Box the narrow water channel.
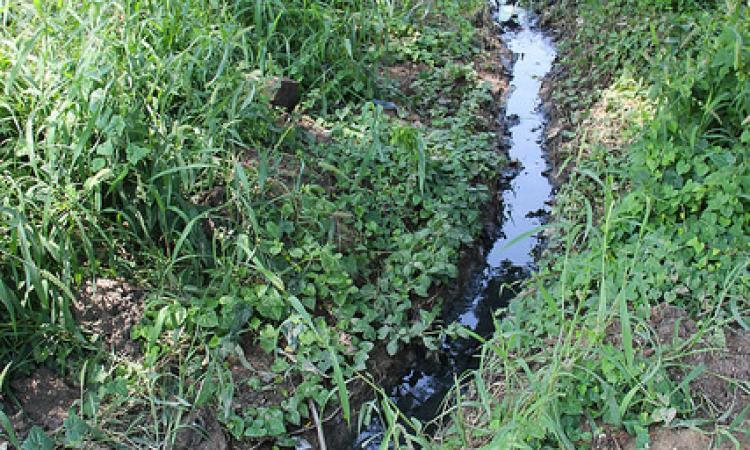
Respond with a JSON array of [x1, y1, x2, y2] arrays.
[[349, 3, 556, 448]]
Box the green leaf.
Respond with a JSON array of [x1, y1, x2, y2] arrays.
[[83, 168, 112, 191], [148, 305, 170, 344], [676, 160, 691, 175], [252, 257, 285, 291], [96, 141, 114, 156], [386, 339, 398, 356], [22, 427, 53, 450], [288, 296, 350, 424], [91, 157, 107, 172], [126, 144, 150, 165], [0, 409, 19, 448], [259, 325, 278, 353], [64, 414, 89, 446], [619, 293, 634, 368], [634, 424, 650, 449], [196, 310, 219, 328]]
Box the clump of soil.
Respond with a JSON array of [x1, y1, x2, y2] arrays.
[[174, 407, 227, 450], [2, 366, 78, 438], [73, 278, 145, 358], [649, 304, 699, 344]]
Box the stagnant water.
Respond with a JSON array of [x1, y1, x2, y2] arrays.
[[348, 3, 556, 448]]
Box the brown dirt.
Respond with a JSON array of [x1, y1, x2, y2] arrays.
[[296, 115, 332, 144], [647, 304, 750, 425], [174, 407, 228, 450], [73, 278, 145, 358], [377, 62, 429, 127], [680, 330, 750, 422], [618, 427, 750, 450], [586, 420, 750, 449], [601, 304, 750, 447], [473, 6, 512, 99], [0, 279, 145, 442], [381, 62, 429, 98], [649, 304, 699, 344], [2, 366, 78, 438], [228, 335, 286, 414], [599, 304, 750, 449]]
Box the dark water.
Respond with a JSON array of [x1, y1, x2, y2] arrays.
[[347, 3, 556, 448]]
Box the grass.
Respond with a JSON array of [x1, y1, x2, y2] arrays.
[[5, 0, 746, 447], [415, 0, 750, 448], [0, 0, 505, 447]]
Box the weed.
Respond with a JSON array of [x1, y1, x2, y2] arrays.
[[425, 0, 750, 448], [0, 0, 499, 446]]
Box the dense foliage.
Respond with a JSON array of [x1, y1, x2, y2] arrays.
[[0, 0, 503, 447], [429, 0, 750, 448]]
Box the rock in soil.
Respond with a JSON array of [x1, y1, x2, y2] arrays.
[[270, 77, 301, 111]]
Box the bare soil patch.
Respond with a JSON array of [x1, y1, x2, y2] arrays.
[[594, 426, 750, 449], [174, 407, 228, 450], [229, 335, 286, 414], [0, 279, 145, 443], [599, 304, 750, 449], [647, 304, 750, 425], [382, 62, 429, 98], [1, 366, 78, 439], [74, 278, 145, 359], [474, 7, 512, 99], [619, 427, 750, 450]]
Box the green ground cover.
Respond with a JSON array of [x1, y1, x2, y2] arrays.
[[0, 0, 506, 447], [426, 0, 750, 448]]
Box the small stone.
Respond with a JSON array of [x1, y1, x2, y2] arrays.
[[270, 77, 301, 111]]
